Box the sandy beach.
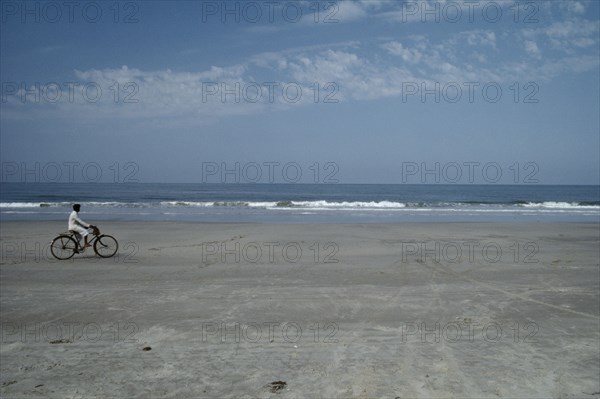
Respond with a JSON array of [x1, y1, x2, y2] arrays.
[[1, 221, 599, 398]]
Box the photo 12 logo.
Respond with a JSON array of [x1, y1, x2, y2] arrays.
[[201, 81, 339, 104], [201, 161, 339, 183], [399, 240, 539, 265], [200, 321, 339, 344], [1, 321, 139, 343], [1, 161, 140, 183], [401, 320, 539, 344], [200, 1, 340, 24], [1, 1, 140, 24], [1, 240, 140, 264], [400, 161, 540, 184], [397, 1, 539, 24], [201, 241, 339, 265], [398, 81, 539, 104], [1, 81, 139, 104]]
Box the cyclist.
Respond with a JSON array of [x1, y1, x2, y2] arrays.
[[69, 204, 95, 248]]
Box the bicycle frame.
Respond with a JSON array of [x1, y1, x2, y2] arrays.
[[69, 226, 101, 251]]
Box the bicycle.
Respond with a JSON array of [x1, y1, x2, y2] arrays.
[[50, 226, 118, 260]]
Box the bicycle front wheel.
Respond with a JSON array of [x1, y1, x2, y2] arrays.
[[51, 235, 78, 260], [94, 235, 118, 258]]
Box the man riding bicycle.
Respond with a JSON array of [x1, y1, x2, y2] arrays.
[[69, 204, 95, 248], [50, 206, 117, 260]]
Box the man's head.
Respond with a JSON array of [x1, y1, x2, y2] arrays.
[[73, 204, 81, 212]]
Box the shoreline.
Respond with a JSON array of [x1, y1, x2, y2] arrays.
[[3, 211, 599, 224]]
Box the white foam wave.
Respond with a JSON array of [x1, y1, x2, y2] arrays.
[[1, 202, 43, 208], [160, 201, 214, 207], [2, 200, 598, 212], [521, 202, 599, 209], [0, 202, 67, 208], [285, 200, 407, 209]]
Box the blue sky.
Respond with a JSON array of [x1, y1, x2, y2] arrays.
[[1, 0, 599, 184]]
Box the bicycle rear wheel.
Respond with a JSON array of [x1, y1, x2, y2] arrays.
[[51, 235, 78, 260], [94, 235, 118, 258]]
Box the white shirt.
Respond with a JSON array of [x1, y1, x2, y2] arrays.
[[68, 211, 89, 231]]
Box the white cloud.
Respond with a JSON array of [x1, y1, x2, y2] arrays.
[[538, 55, 600, 77], [4, 20, 599, 127], [571, 2, 586, 14], [332, 1, 367, 22], [381, 41, 423, 63], [443, 30, 497, 54], [571, 37, 596, 48], [288, 50, 366, 84], [464, 31, 496, 49], [545, 20, 598, 39], [471, 53, 488, 63], [559, 1, 586, 16], [524, 40, 542, 59], [523, 19, 600, 53]]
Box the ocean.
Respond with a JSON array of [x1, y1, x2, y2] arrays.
[[1, 183, 599, 223]]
